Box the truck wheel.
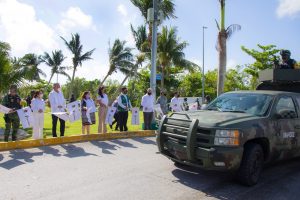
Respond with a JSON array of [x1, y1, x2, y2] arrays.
[[237, 143, 264, 186]]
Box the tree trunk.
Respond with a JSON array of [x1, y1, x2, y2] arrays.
[[217, 31, 227, 96], [161, 65, 165, 90], [109, 75, 130, 105], [69, 65, 77, 99], [47, 73, 54, 87], [100, 73, 110, 86]]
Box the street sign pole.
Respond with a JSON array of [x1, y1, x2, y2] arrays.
[[150, 0, 158, 101], [202, 26, 207, 103]]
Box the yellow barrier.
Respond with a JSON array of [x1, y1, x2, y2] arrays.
[[0, 130, 156, 152]]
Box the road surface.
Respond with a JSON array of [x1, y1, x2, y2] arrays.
[[1, 137, 300, 200]]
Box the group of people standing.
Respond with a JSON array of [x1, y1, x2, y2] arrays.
[[2, 81, 207, 142], [1, 83, 134, 142]]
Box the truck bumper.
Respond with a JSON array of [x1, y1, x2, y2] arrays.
[[156, 115, 243, 171], [162, 140, 244, 171]]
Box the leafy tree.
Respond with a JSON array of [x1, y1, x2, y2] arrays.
[[225, 65, 250, 92], [216, 0, 241, 95], [0, 42, 12, 93], [130, 0, 176, 45], [41, 50, 69, 85], [20, 53, 46, 81], [100, 39, 133, 85], [179, 71, 202, 97], [241, 44, 280, 89], [61, 33, 95, 98], [62, 78, 100, 101], [18, 80, 52, 99], [157, 26, 197, 89], [204, 69, 218, 99]]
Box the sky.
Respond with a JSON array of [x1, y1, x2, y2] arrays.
[[0, 0, 299, 84]]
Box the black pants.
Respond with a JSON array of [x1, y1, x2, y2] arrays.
[[118, 111, 128, 132], [112, 112, 119, 130], [52, 115, 65, 137], [143, 112, 153, 130]]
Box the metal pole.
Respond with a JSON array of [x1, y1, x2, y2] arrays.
[[202, 26, 207, 104], [150, 0, 158, 101]]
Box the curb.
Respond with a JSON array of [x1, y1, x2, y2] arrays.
[[0, 130, 156, 152]]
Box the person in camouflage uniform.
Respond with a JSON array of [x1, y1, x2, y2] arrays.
[[277, 50, 297, 69], [2, 85, 22, 142]]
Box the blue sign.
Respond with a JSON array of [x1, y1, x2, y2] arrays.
[[156, 74, 161, 80]]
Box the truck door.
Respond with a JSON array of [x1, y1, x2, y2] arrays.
[[273, 96, 298, 159]]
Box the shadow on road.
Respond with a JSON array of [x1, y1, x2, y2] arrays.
[[110, 140, 138, 148], [90, 141, 120, 154], [60, 144, 98, 158], [0, 150, 43, 170], [38, 146, 62, 157], [0, 144, 98, 170], [171, 158, 300, 200], [131, 137, 157, 145]]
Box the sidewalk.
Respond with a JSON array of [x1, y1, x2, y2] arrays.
[[0, 130, 156, 152]]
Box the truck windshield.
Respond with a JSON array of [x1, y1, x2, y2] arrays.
[[206, 93, 274, 116]]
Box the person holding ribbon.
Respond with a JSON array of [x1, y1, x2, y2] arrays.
[[81, 91, 96, 134], [31, 90, 45, 139], [48, 83, 66, 137], [117, 87, 132, 132], [97, 86, 109, 133]]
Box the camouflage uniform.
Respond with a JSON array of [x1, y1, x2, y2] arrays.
[[2, 93, 22, 142], [279, 50, 297, 69]]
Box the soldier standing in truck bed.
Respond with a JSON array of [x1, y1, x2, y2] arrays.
[[2, 85, 22, 142], [278, 50, 297, 69]]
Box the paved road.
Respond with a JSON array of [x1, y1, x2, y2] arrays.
[[1, 137, 300, 200]]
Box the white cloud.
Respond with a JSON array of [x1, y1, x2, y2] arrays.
[[277, 0, 300, 18], [117, 4, 128, 17], [57, 7, 97, 35], [0, 0, 58, 55]]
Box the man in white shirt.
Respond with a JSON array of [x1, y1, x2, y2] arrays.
[[48, 83, 66, 137], [117, 87, 132, 132], [171, 92, 182, 112], [141, 88, 154, 130]]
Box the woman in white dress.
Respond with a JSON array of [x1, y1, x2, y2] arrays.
[[31, 91, 45, 139], [81, 91, 96, 134]]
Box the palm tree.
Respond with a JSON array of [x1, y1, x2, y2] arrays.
[[100, 39, 133, 85], [157, 26, 197, 89], [216, 0, 241, 95], [131, 24, 149, 52], [130, 0, 176, 45], [20, 53, 46, 81], [61, 33, 95, 97], [41, 50, 70, 85], [0, 42, 14, 93]]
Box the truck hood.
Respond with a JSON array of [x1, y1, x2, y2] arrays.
[[172, 110, 262, 128]]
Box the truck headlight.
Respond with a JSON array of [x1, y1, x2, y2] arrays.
[[214, 130, 240, 146]]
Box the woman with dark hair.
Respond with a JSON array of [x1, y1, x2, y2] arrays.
[[31, 90, 45, 139], [81, 91, 96, 134], [97, 86, 109, 133]]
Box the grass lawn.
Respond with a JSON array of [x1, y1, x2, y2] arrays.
[[0, 107, 146, 140]]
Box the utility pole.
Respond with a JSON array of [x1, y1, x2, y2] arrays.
[[150, 0, 158, 101], [202, 26, 207, 103]]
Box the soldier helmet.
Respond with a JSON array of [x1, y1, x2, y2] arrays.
[[280, 50, 291, 57]]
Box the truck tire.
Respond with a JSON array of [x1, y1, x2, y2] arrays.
[[237, 143, 264, 186]]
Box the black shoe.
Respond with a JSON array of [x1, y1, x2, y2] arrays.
[[109, 125, 113, 129]]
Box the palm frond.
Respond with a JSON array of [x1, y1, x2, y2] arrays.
[[226, 24, 241, 39]]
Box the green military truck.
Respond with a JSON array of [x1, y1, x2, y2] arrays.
[[157, 69, 300, 186]]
